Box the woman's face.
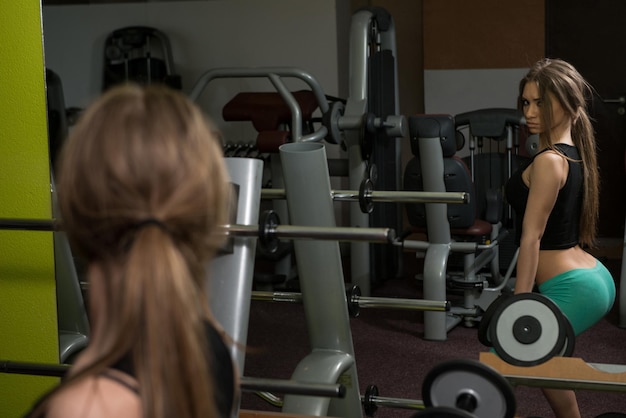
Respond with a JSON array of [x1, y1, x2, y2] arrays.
[[521, 81, 569, 136]]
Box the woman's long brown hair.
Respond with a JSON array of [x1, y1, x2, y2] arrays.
[[519, 58, 600, 247], [36, 84, 233, 417]]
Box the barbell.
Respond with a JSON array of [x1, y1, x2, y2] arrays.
[[0, 359, 345, 398], [261, 180, 469, 214], [0, 210, 395, 255], [251, 284, 450, 317], [362, 358, 516, 418]]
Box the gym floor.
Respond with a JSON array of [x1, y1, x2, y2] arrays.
[[241, 246, 626, 417]]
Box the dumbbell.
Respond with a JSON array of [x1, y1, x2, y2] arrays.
[[363, 359, 516, 418], [415, 358, 517, 418], [478, 293, 575, 366]]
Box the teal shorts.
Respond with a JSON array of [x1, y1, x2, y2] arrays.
[[538, 260, 616, 336]]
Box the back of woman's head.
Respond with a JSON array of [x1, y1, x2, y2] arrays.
[[58, 83, 229, 266], [57, 84, 232, 418]]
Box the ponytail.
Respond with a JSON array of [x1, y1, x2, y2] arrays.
[[124, 224, 217, 418]]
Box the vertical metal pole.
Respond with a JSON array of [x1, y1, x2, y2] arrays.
[[280, 142, 362, 418], [344, 9, 373, 297], [207, 158, 263, 374], [419, 136, 452, 341]]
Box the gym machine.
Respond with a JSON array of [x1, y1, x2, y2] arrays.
[[402, 110, 525, 341], [341, 7, 406, 295], [191, 7, 408, 297]]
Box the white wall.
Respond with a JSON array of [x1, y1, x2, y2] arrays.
[[424, 68, 528, 156], [42, 0, 341, 142]]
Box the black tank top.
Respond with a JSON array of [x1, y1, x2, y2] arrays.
[[25, 321, 236, 418], [505, 143, 583, 250], [109, 321, 236, 417]]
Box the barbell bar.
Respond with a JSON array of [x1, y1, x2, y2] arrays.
[[0, 360, 345, 398], [262, 178, 468, 214], [0, 215, 394, 246], [251, 285, 450, 317], [261, 187, 469, 204], [362, 384, 425, 416]]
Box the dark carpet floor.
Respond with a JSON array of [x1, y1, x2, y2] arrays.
[[240, 251, 626, 417]]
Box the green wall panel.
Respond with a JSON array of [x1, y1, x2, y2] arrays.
[[0, 1, 60, 416]]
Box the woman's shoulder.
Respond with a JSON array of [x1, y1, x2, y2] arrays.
[[46, 373, 141, 418]]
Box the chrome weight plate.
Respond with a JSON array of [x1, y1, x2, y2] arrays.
[[422, 359, 516, 418], [490, 293, 567, 366]]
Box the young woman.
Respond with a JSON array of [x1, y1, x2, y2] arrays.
[[29, 84, 238, 418], [505, 58, 616, 417]]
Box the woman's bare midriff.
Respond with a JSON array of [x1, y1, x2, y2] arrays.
[[535, 245, 597, 285]]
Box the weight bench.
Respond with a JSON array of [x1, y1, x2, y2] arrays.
[[222, 90, 320, 154]]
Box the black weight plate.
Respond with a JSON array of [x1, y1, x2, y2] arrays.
[[358, 178, 374, 214], [363, 384, 378, 417], [490, 293, 566, 367], [412, 406, 475, 418], [559, 311, 576, 357], [477, 294, 510, 347], [422, 359, 516, 418], [258, 210, 280, 254]]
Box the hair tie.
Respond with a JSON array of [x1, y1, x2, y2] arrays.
[[134, 218, 169, 233]]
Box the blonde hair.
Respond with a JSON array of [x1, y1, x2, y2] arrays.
[[52, 84, 232, 418], [519, 58, 600, 247]]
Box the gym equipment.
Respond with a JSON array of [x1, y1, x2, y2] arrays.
[[45, 68, 68, 171], [208, 158, 263, 377], [481, 351, 626, 392], [421, 359, 516, 418], [455, 108, 528, 270], [480, 293, 575, 367], [261, 186, 468, 214], [102, 26, 182, 91], [361, 384, 424, 416], [361, 359, 516, 418], [276, 141, 361, 417], [403, 114, 520, 341], [343, 7, 405, 294], [50, 174, 90, 364], [192, 7, 409, 296], [0, 216, 396, 247], [0, 359, 345, 399], [251, 285, 449, 318]]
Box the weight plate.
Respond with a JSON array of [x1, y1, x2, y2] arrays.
[[422, 359, 516, 418], [490, 293, 566, 367], [258, 210, 280, 254], [413, 406, 475, 417], [477, 294, 510, 347], [363, 384, 379, 417], [559, 311, 576, 358], [346, 285, 361, 318], [358, 178, 374, 214]]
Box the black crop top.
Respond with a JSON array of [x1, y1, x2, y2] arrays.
[[505, 143, 583, 250], [25, 321, 236, 418]]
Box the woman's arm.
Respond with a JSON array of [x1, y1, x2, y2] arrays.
[[514, 151, 568, 293]]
